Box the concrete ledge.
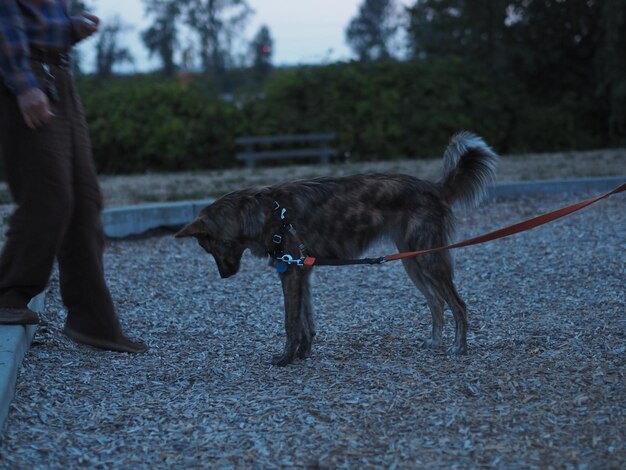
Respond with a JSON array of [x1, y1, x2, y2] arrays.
[[0, 292, 46, 431], [489, 176, 625, 199], [102, 199, 214, 238]]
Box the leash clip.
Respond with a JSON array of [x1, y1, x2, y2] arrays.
[[280, 254, 305, 267]]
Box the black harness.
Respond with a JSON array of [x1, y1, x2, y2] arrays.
[[270, 201, 308, 272], [269, 201, 386, 272]]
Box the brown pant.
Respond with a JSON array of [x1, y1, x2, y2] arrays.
[[0, 60, 122, 338]]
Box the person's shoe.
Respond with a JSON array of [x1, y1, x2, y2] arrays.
[[63, 325, 148, 353], [0, 307, 40, 325]]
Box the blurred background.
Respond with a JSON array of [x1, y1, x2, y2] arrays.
[[64, 1, 626, 174]]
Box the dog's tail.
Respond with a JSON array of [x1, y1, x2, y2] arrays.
[[439, 131, 499, 209]]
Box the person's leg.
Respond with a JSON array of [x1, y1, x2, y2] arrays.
[[0, 69, 74, 323], [56, 69, 146, 353]]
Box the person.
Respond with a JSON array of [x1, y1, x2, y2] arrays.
[[0, 1, 147, 353]]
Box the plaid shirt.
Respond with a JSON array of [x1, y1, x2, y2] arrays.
[[0, 0, 74, 95]]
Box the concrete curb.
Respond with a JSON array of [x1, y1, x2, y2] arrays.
[[489, 176, 625, 199], [0, 292, 45, 431], [0, 175, 623, 432], [102, 199, 214, 238]]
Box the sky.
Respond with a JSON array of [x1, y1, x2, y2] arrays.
[[76, 0, 412, 72]]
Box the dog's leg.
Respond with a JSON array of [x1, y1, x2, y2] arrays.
[[420, 252, 469, 355], [298, 272, 316, 359], [273, 269, 316, 365], [274, 271, 300, 366], [439, 282, 468, 355], [423, 296, 445, 350], [421, 253, 467, 354], [401, 257, 445, 349]]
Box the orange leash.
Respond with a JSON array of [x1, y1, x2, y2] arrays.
[[303, 182, 625, 267]]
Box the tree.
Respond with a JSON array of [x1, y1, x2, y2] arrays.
[[249, 25, 273, 77], [142, 0, 181, 75], [504, 0, 601, 93], [94, 16, 135, 79], [182, 0, 253, 75], [406, 0, 624, 145], [407, 1, 610, 90], [407, 0, 509, 66], [346, 0, 403, 61], [595, 0, 626, 140], [141, 0, 253, 75]]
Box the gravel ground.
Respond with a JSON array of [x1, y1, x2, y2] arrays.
[[0, 191, 624, 468]]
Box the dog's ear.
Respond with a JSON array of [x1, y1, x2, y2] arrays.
[[175, 218, 207, 238]]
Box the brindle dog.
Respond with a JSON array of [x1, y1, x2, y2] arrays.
[[176, 132, 498, 366]]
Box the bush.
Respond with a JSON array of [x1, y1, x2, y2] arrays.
[[243, 59, 524, 160], [80, 76, 242, 173]]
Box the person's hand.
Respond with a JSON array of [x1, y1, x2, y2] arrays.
[[17, 88, 54, 129], [73, 12, 100, 42]]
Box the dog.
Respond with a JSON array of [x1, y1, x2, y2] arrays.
[[176, 132, 498, 366]]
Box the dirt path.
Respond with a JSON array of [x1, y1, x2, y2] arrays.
[[96, 147, 625, 207]]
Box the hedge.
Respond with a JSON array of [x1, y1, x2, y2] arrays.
[[76, 59, 611, 174]]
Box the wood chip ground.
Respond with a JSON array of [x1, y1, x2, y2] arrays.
[[0, 191, 624, 468]]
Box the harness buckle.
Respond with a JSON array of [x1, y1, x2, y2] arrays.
[[273, 234, 282, 244], [280, 254, 305, 267]]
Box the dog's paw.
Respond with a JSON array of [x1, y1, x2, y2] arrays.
[[421, 338, 441, 350], [447, 344, 468, 355], [272, 341, 299, 366], [271, 353, 294, 367], [297, 336, 314, 359], [297, 345, 312, 360]]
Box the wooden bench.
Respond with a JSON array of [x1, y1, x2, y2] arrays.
[[235, 133, 337, 169]]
